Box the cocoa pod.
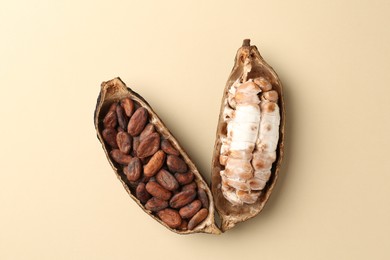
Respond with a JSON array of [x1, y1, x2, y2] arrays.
[[179, 200, 202, 219], [102, 128, 118, 148], [136, 183, 151, 204], [161, 139, 180, 156], [116, 104, 129, 130], [139, 123, 155, 141], [188, 209, 208, 230], [95, 77, 220, 234], [144, 150, 166, 177], [197, 187, 209, 209], [156, 169, 179, 191], [211, 39, 285, 231], [124, 157, 142, 182], [157, 209, 182, 229], [103, 110, 117, 129], [110, 149, 132, 165], [169, 190, 196, 209], [145, 197, 168, 212], [167, 155, 187, 173], [137, 132, 160, 158], [145, 181, 172, 201], [175, 171, 194, 185], [127, 107, 148, 136], [120, 97, 134, 117], [116, 131, 132, 154]]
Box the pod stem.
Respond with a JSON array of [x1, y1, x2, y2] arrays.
[[242, 39, 251, 47]]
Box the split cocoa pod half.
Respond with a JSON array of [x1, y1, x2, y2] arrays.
[[94, 39, 284, 234], [94, 77, 220, 234]]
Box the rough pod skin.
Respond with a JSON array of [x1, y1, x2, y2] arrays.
[[94, 77, 220, 235], [211, 39, 285, 232]]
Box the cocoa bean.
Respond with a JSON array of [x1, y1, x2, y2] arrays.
[[108, 102, 118, 112], [120, 97, 134, 117], [167, 155, 187, 173], [139, 123, 155, 141], [179, 200, 202, 219], [127, 107, 148, 136], [102, 128, 118, 148], [103, 110, 117, 129], [161, 139, 180, 156], [137, 132, 160, 158], [132, 136, 140, 157], [157, 209, 182, 229], [175, 171, 194, 185], [197, 187, 209, 209], [178, 219, 188, 231], [144, 150, 166, 177], [145, 197, 168, 212], [136, 183, 150, 204], [145, 181, 172, 201], [116, 104, 129, 130], [156, 169, 179, 191], [124, 157, 142, 182], [181, 182, 197, 191], [188, 208, 208, 230], [169, 190, 196, 209], [110, 149, 132, 165], [116, 131, 132, 154]]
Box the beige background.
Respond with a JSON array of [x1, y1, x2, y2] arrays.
[[1, 0, 390, 259]]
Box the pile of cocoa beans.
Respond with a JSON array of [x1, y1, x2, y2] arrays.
[[101, 97, 209, 230]]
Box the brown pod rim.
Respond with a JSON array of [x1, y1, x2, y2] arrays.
[[94, 77, 221, 235], [211, 39, 286, 232]]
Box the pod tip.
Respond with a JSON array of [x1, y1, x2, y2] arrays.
[[242, 39, 251, 47]]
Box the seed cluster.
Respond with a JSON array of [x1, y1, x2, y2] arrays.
[[101, 97, 209, 230]]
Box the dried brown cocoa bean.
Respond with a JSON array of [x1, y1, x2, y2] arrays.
[[156, 169, 179, 191], [116, 104, 129, 130], [145, 181, 172, 201], [137, 132, 160, 158], [124, 157, 142, 182], [157, 209, 182, 229], [139, 123, 155, 141], [167, 155, 187, 173], [120, 97, 134, 117], [144, 150, 166, 177], [178, 219, 188, 231], [132, 136, 140, 157], [103, 110, 117, 129], [108, 102, 118, 112], [117, 126, 125, 132], [169, 190, 196, 209], [116, 131, 132, 154], [136, 183, 150, 203], [127, 107, 148, 136], [179, 200, 202, 219], [145, 197, 168, 212], [188, 208, 208, 230], [175, 171, 194, 185], [161, 139, 180, 156], [181, 182, 197, 191], [197, 187, 209, 209], [110, 149, 132, 165], [102, 128, 118, 148]]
